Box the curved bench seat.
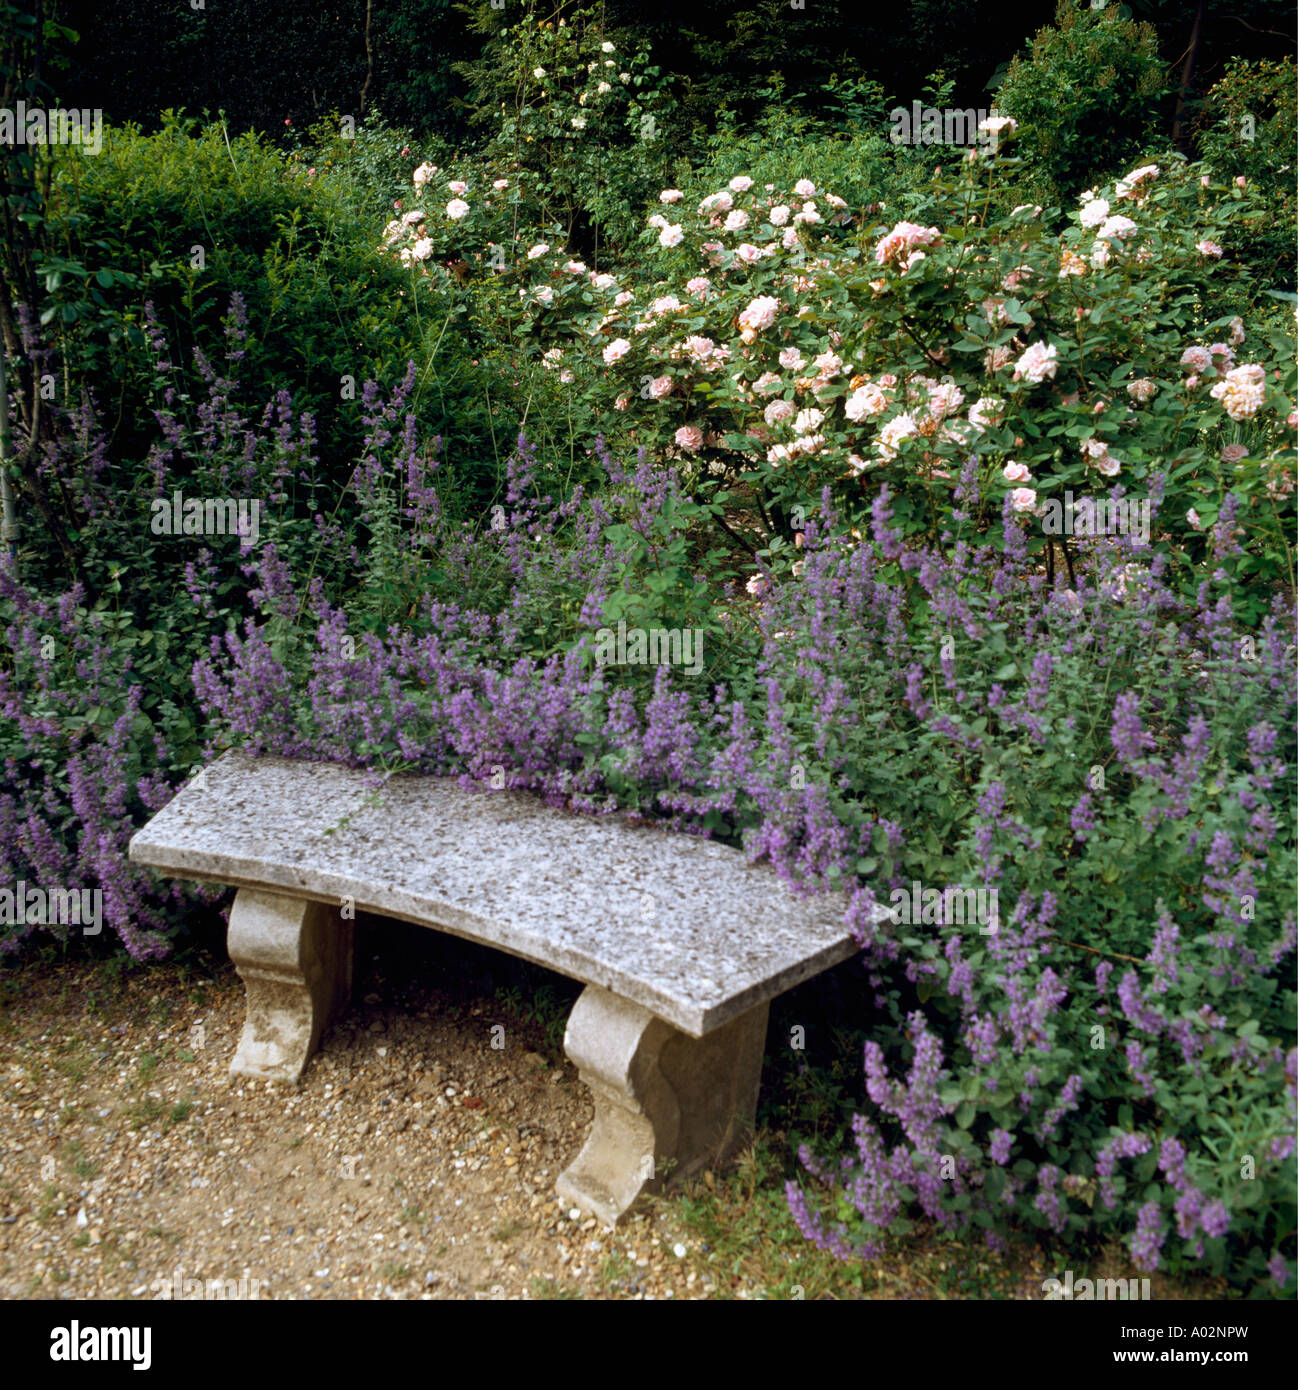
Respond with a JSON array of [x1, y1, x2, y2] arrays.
[[128, 750, 884, 1223]]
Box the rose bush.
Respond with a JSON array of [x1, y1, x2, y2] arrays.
[[381, 143, 1296, 621]]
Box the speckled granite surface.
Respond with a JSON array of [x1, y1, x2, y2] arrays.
[[129, 752, 879, 1037]]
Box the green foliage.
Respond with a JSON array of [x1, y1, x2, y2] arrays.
[[50, 114, 418, 474], [453, 3, 680, 258], [1197, 57, 1297, 291], [997, 1, 1166, 203]]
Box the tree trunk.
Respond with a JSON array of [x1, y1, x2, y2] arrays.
[[1172, 0, 1208, 152]]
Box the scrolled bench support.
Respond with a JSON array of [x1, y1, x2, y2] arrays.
[[556, 985, 769, 1225], [227, 889, 353, 1083]]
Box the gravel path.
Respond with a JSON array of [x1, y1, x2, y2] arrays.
[[0, 923, 739, 1301]]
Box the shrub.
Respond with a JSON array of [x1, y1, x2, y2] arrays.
[[403, 145, 1297, 620], [48, 114, 419, 475], [1197, 57, 1297, 293], [996, 1, 1165, 204]]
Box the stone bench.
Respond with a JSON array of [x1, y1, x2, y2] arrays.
[[128, 750, 882, 1225]]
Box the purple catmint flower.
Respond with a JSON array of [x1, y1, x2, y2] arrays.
[[1130, 1201, 1165, 1273], [1200, 1200, 1230, 1240]]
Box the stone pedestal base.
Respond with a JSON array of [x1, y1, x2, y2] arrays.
[[556, 986, 768, 1225], [227, 889, 353, 1083]]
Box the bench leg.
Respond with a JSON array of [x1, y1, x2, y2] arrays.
[[227, 889, 353, 1084], [556, 986, 768, 1225]]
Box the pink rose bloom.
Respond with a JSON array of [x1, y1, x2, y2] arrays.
[[493, 178, 510, 190], [648, 376, 673, 399], [729, 175, 754, 192], [781, 227, 801, 250], [1196, 240, 1223, 258], [658, 224, 684, 248], [877, 412, 919, 461], [753, 372, 782, 396], [874, 221, 941, 265], [1098, 215, 1138, 240], [679, 334, 715, 362], [1228, 316, 1245, 346], [738, 295, 779, 334], [686, 276, 711, 297], [926, 381, 964, 420], [1115, 165, 1158, 199], [764, 399, 795, 426], [447, 180, 468, 194], [675, 425, 704, 452], [1011, 342, 1059, 385], [659, 189, 684, 203], [1287, 411, 1298, 429], [526, 243, 549, 259], [1210, 362, 1266, 420], [968, 397, 1004, 429], [563, 260, 587, 274], [650, 295, 684, 316], [985, 346, 1012, 373], [1234, 175, 1247, 188], [446, 198, 470, 219], [1209, 342, 1236, 367], [1126, 378, 1158, 402], [1220, 444, 1247, 463], [603, 338, 631, 364], [614, 290, 634, 307], [778, 347, 805, 371], [614, 395, 629, 411], [698, 191, 733, 214], [591, 272, 617, 290], [1095, 455, 1121, 477], [724, 209, 750, 231], [769, 204, 791, 226], [735, 242, 763, 264], [1002, 462, 1032, 483], [1186, 508, 1202, 530], [1180, 345, 1211, 372], [1010, 487, 1038, 512], [793, 179, 816, 197], [1079, 198, 1109, 228]]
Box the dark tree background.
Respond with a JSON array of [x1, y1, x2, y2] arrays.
[[48, 0, 1297, 144]]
